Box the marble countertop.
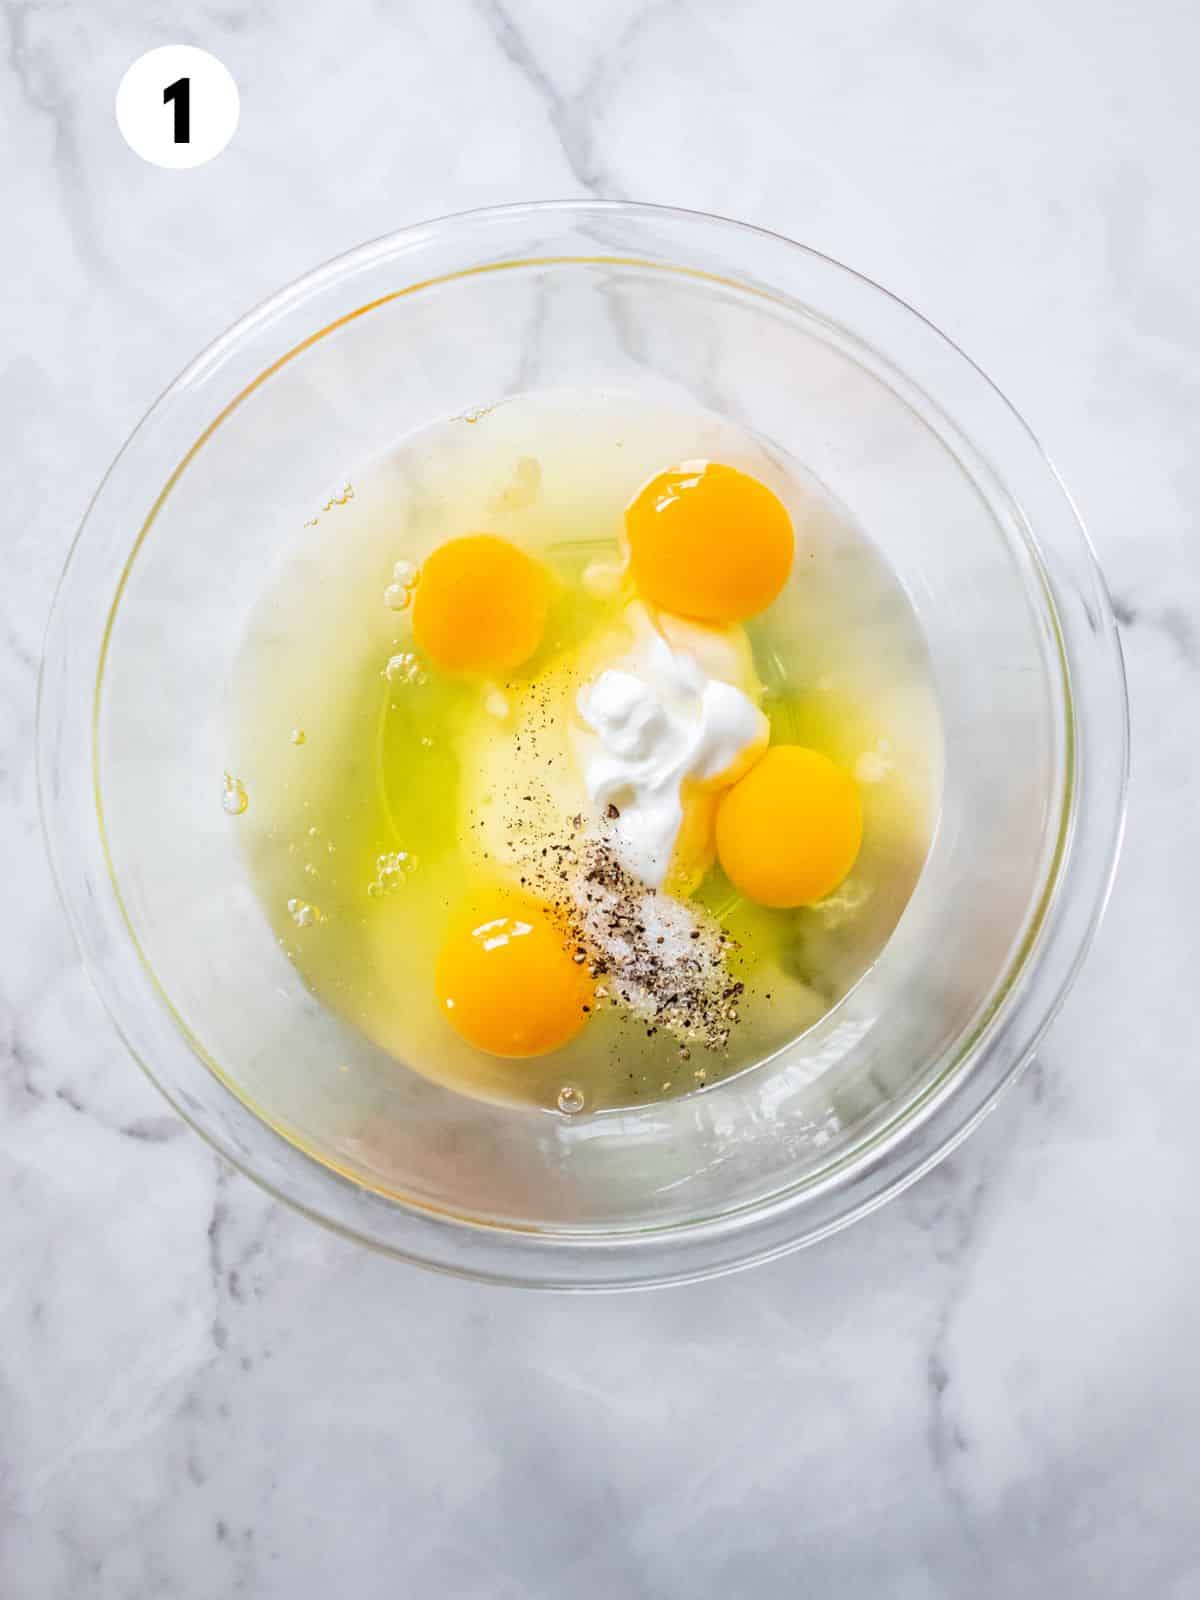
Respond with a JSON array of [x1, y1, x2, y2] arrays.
[[3, 0, 1196, 1593]]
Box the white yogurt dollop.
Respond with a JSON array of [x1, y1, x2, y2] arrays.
[[575, 605, 768, 889]]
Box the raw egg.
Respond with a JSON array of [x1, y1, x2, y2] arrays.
[[435, 896, 594, 1058], [715, 745, 863, 907], [625, 461, 793, 624], [412, 534, 549, 675]]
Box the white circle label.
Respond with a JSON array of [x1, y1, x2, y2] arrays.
[[115, 46, 239, 169]]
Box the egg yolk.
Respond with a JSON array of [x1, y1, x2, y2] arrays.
[[412, 534, 550, 675], [435, 897, 594, 1058], [715, 745, 863, 908], [625, 461, 793, 624]]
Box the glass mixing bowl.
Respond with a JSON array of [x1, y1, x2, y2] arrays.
[[38, 202, 1127, 1288]]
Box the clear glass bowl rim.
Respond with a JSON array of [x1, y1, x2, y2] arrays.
[[37, 199, 1129, 1290]]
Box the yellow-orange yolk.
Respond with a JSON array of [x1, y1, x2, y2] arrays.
[[435, 896, 594, 1058], [625, 461, 793, 624], [411, 534, 550, 675], [715, 745, 863, 908]]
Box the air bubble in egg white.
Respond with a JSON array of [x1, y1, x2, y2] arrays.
[[287, 897, 319, 929], [385, 652, 427, 686], [222, 773, 248, 815]]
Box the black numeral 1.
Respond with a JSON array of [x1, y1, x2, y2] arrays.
[[163, 76, 190, 144]]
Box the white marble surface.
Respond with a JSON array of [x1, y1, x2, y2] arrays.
[[2, 0, 1197, 1592]]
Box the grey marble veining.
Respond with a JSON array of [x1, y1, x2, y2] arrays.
[[2, 0, 1198, 1594]]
